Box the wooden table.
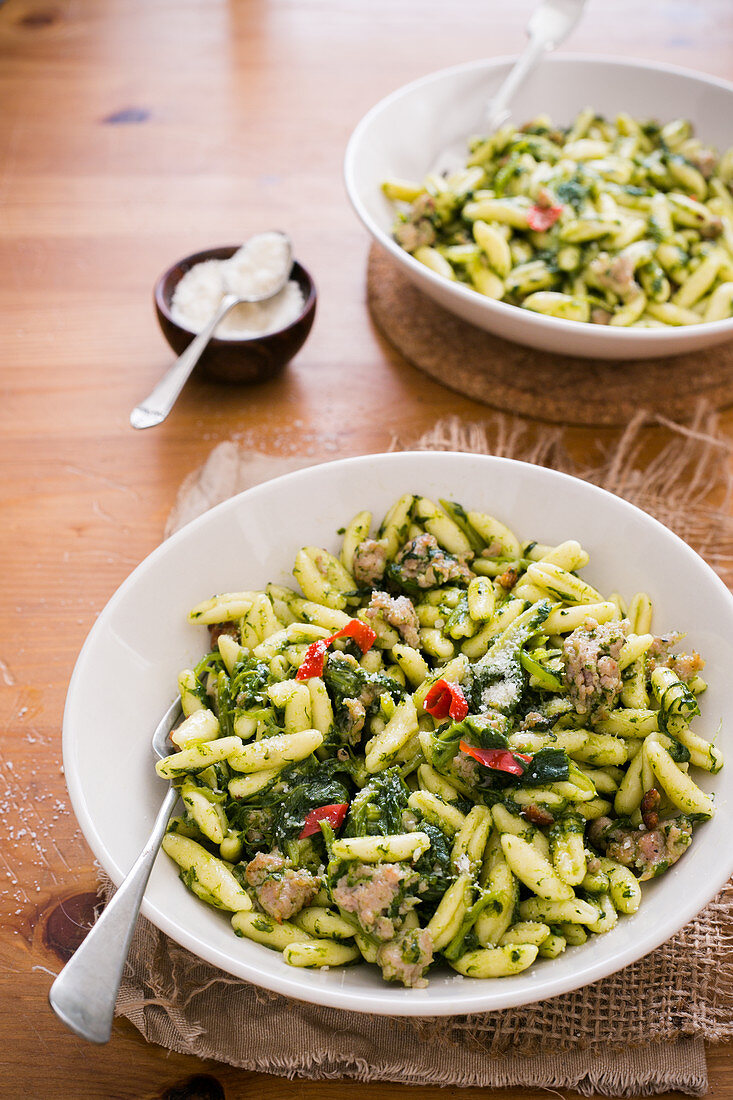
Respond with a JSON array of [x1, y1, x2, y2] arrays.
[[2, 0, 732, 1095]]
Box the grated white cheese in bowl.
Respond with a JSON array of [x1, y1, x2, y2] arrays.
[[170, 232, 304, 339], [215, 282, 306, 338], [169, 259, 226, 332]]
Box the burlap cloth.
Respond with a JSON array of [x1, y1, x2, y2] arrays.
[[103, 406, 733, 1095]]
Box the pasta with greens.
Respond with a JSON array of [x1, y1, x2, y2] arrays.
[[157, 493, 721, 987], [382, 109, 733, 327]]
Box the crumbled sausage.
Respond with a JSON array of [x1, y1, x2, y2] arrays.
[[562, 617, 630, 715], [393, 194, 437, 253], [364, 590, 421, 648], [647, 634, 705, 682], [245, 851, 318, 923], [589, 252, 637, 298], [376, 927, 434, 988], [352, 538, 388, 588], [596, 815, 692, 881], [451, 752, 480, 786], [587, 816, 614, 849], [394, 218, 436, 252], [669, 651, 705, 682], [392, 533, 473, 590], [646, 632, 684, 663], [332, 861, 418, 941]]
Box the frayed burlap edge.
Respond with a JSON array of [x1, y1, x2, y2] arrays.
[[99, 875, 710, 1096]]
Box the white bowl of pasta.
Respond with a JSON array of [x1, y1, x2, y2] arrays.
[[344, 56, 733, 359], [63, 452, 733, 1014]]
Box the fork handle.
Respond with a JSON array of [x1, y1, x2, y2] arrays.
[[48, 783, 179, 1043], [483, 31, 549, 133]]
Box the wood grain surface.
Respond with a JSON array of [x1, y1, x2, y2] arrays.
[[1, 0, 732, 1097]]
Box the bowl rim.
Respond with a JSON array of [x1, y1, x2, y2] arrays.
[[154, 245, 317, 345], [62, 450, 733, 1016], [344, 52, 733, 343]]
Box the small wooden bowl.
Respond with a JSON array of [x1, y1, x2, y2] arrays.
[[154, 245, 317, 383]]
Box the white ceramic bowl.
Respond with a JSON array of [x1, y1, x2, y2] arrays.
[[345, 55, 733, 360], [63, 452, 733, 1015]]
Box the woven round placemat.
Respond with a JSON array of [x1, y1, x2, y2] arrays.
[[367, 244, 733, 426]]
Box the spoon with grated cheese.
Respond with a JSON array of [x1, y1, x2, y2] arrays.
[[131, 230, 293, 430]]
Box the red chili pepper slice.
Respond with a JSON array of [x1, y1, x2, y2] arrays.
[[295, 638, 331, 680], [295, 618, 377, 680], [331, 619, 377, 653], [424, 679, 469, 721], [526, 203, 564, 231], [459, 740, 531, 776], [299, 802, 349, 838]]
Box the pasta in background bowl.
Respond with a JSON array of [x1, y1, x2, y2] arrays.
[[345, 56, 733, 359], [63, 452, 733, 1014]]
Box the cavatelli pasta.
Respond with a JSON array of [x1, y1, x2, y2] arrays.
[[157, 493, 719, 988], [383, 110, 733, 328]]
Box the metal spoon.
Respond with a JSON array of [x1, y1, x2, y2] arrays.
[[130, 231, 293, 430], [431, 0, 588, 176], [48, 697, 182, 1043]]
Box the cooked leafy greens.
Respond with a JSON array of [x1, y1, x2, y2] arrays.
[[158, 489, 716, 992]]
